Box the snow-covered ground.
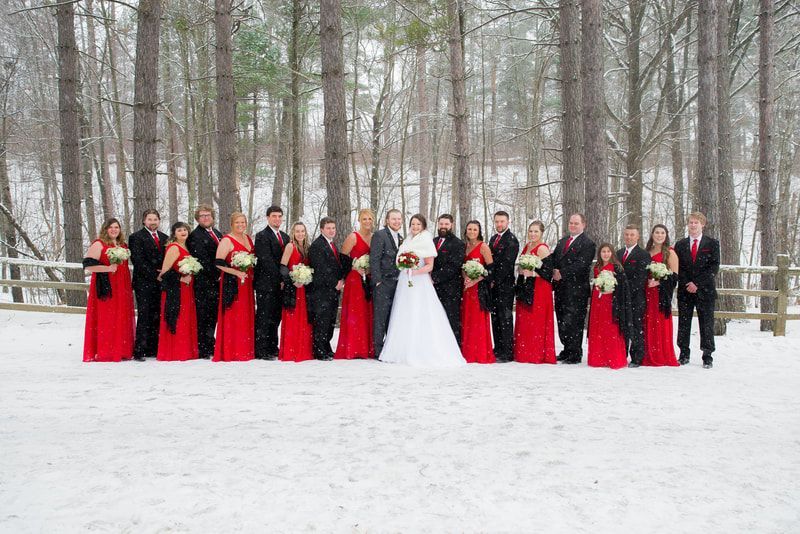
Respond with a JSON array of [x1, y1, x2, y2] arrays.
[[0, 310, 798, 533]]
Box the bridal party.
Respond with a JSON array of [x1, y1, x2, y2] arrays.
[[82, 205, 720, 369]]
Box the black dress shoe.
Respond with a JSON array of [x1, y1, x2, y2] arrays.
[[627, 362, 640, 368], [561, 358, 581, 365], [495, 358, 512, 363], [133, 355, 146, 362], [198, 355, 211, 360], [703, 362, 713, 369], [556, 353, 569, 362], [678, 357, 689, 365]]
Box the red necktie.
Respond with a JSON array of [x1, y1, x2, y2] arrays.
[[563, 236, 574, 253], [276, 232, 284, 247], [330, 241, 339, 260], [622, 249, 630, 263], [493, 234, 501, 247], [208, 229, 219, 244], [436, 238, 444, 251], [691, 239, 698, 262], [151, 232, 160, 249]]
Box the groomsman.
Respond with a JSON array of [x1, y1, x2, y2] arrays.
[[307, 217, 345, 360], [187, 205, 223, 358], [488, 211, 520, 362], [552, 213, 596, 364], [675, 212, 720, 368], [431, 214, 466, 345], [254, 206, 290, 360], [129, 209, 167, 360], [370, 209, 403, 357], [617, 225, 651, 367]]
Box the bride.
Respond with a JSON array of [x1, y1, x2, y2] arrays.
[[379, 214, 466, 367]]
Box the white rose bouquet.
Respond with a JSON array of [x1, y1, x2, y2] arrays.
[[647, 262, 671, 280], [178, 256, 203, 276], [518, 253, 542, 275], [592, 269, 618, 296], [289, 264, 314, 286], [352, 255, 370, 280], [462, 259, 488, 281], [106, 246, 131, 265]]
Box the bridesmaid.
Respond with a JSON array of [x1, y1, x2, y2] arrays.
[[513, 220, 556, 364], [587, 243, 630, 369], [82, 218, 135, 362], [643, 224, 680, 366], [213, 212, 256, 362], [279, 222, 314, 362], [156, 222, 199, 361], [460, 220, 495, 363], [335, 208, 375, 359]]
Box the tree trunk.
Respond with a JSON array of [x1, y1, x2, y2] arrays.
[[162, 34, 179, 224], [289, 0, 303, 223], [0, 63, 23, 302], [664, 26, 686, 238], [133, 0, 163, 222], [416, 44, 431, 218], [625, 0, 644, 232], [447, 0, 471, 228], [215, 0, 241, 226], [696, 0, 719, 236], [320, 0, 352, 242], [581, 0, 608, 242], [274, 96, 290, 209], [370, 48, 394, 213], [248, 92, 260, 223], [558, 0, 583, 233], [758, 0, 776, 331], [56, 2, 86, 306]]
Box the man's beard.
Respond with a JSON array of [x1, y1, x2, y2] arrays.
[[437, 228, 453, 238]]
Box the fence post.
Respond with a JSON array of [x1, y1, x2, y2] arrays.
[[774, 254, 789, 337]]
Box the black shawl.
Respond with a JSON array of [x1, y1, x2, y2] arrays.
[[609, 265, 633, 340], [160, 270, 181, 334], [82, 258, 111, 300], [280, 263, 296, 310], [514, 254, 554, 306], [215, 258, 239, 310], [478, 263, 494, 313], [658, 272, 678, 317]]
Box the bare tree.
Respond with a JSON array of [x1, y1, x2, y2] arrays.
[[0, 59, 22, 302], [559, 0, 583, 232], [447, 0, 471, 228], [289, 0, 303, 223], [696, 0, 719, 235], [215, 0, 241, 225], [320, 0, 352, 241], [133, 0, 163, 221]]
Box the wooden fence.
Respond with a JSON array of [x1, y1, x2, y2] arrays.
[[1, 254, 799, 335]]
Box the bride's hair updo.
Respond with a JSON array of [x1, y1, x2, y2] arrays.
[[409, 213, 427, 230]]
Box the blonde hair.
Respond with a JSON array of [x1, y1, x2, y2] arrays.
[[687, 211, 707, 226], [229, 212, 248, 231], [358, 208, 376, 221], [290, 222, 309, 257]]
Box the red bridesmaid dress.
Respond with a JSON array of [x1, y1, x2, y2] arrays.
[[335, 232, 374, 359], [213, 235, 255, 362], [156, 244, 199, 361], [460, 243, 495, 363], [514, 243, 556, 364], [279, 245, 314, 362], [643, 249, 679, 366], [83, 240, 135, 362], [587, 263, 628, 369]]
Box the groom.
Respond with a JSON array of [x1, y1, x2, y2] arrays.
[[370, 209, 403, 358], [431, 214, 466, 345]]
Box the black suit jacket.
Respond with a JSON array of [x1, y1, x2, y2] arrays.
[[551, 233, 596, 296], [488, 231, 520, 295], [369, 227, 401, 286], [254, 226, 290, 292], [675, 235, 720, 302], [431, 234, 466, 298], [616, 245, 651, 310], [129, 227, 167, 290], [187, 225, 223, 285], [308, 235, 343, 302]]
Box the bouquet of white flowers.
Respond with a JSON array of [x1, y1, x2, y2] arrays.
[[231, 251, 257, 284], [647, 262, 671, 280], [592, 269, 617, 296], [352, 255, 370, 280], [289, 264, 314, 286], [178, 256, 203, 276], [462, 259, 488, 280], [106, 246, 131, 265], [518, 253, 542, 275]]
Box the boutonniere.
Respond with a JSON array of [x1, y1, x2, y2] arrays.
[[700, 248, 710, 253]]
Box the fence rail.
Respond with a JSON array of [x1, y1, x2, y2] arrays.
[[1, 254, 798, 335]]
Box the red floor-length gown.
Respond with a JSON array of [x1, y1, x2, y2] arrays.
[[335, 232, 374, 359], [587, 263, 628, 369], [460, 243, 495, 363], [643, 249, 679, 366], [279, 245, 314, 362], [514, 243, 556, 364], [156, 244, 199, 361], [83, 240, 135, 362], [213, 235, 255, 362]]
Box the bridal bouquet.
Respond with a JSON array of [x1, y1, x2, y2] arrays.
[[397, 251, 420, 287], [352, 255, 370, 280], [289, 264, 314, 286], [178, 256, 203, 276], [106, 246, 131, 265], [647, 262, 672, 280], [518, 253, 542, 275], [592, 270, 617, 296], [231, 251, 257, 284], [462, 259, 488, 281]]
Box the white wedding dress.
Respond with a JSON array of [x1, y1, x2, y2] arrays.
[[379, 230, 466, 368]]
